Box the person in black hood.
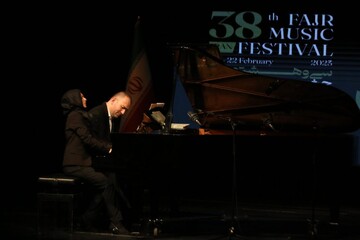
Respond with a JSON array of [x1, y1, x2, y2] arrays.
[[61, 89, 130, 235]]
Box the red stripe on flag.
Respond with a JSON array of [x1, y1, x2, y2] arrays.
[[120, 17, 155, 132]]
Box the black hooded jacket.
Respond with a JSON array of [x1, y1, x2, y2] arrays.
[[61, 89, 112, 167]]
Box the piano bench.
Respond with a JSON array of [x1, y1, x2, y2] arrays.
[[37, 173, 85, 235]]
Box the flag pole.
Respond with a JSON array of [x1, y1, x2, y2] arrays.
[[162, 49, 179, 134]]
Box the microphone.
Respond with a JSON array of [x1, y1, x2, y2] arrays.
[[263, 117, 277, 132], [187, 111, 202, 126], [266, 79, 281, 95]]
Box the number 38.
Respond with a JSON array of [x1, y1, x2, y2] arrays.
[[209, 11, 262, 39]]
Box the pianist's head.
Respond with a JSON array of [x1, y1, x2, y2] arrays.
[[106, 91, 132, 119]]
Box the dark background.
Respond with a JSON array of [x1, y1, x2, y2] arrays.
[[5, 1, 360, 215]]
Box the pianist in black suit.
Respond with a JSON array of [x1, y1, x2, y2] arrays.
[[88, 91, 131, 142], [61, 89, 130, 234], [87, 91, 133, 227]]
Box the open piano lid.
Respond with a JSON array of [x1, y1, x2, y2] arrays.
[[170, 44, 360, 133]]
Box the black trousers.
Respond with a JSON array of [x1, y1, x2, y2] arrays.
[[63, 166, 125, 226]]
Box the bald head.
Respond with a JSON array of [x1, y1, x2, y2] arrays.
[[106, 91, 132, 119]]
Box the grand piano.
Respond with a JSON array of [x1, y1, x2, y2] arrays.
[[111, 44, 360, 227]]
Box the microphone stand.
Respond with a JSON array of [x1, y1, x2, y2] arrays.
[[211, 116, 247, 240], [228, 118, 242, 239], [308, 124, 320, 239]]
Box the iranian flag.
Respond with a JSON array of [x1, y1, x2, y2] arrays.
[[120, 16, 155, 132]]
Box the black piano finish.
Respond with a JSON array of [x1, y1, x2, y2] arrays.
[[111, 131, 357, 220]]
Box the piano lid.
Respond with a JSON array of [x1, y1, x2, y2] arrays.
[[169, 44, 360, 133]]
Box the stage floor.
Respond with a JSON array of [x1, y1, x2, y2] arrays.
[[4, 197, 360, 240]]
